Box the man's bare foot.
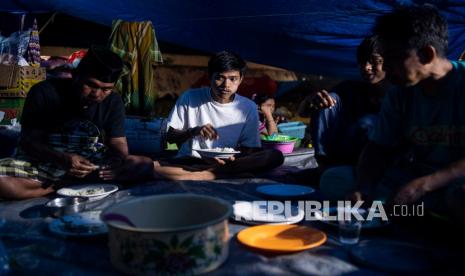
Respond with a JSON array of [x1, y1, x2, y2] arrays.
[[153, 161, 217, 181]]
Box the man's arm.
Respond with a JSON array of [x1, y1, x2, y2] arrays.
[[104, 136, 130, 167], [166, 126, 195, 147], [20, 128, 67, 165], [393, 158, 465, 204], [260, 105, 278, 135], [352, 85, 403, 201], [354, 141, 393, 199], [20, 128, 97, 178], [166, 125, 218, 148], [106, 137, 129, 159], [165, 91, 197, 147], [298, 90, 336, 118]]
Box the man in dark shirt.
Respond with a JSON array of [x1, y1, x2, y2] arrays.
[[0, 46, 214, 199], [299, 36, 391, 167], [350, 5, 465, 226], [21, 78, 126, 139], [293, 36, 391, 190], [0, 46, 130, 199]]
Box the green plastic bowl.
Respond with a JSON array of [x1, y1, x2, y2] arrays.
[[261, 135, 298, 153], [260, 134, 298, 143]]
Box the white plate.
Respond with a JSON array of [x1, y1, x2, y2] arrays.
[[49, 211, 108, 237], [195, 148, 240, 159], [256, 184, 315, 198], [57, 184, 119, 201], [314, 206, 390, 229], [232, 201, 305, 225]]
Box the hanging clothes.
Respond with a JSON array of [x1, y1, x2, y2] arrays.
[[109, 20, 163, 116]]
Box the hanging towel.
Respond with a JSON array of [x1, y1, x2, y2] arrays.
[[109, 20, 163, 116]]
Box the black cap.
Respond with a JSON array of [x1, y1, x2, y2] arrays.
[[76, 46, 123, 83]]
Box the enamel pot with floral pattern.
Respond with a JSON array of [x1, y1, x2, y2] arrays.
[[101, 193, 232, 275]]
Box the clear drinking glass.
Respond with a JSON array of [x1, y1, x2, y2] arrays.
[[339, 218, 362, 245]]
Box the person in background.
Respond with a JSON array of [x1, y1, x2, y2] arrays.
[[345, 4, 464, 227], [0, 46, 216, 199], [165, 51, 283, 176], [299, 35, 391, 168], [252, 93, 286, 136], [293, 36, 392, 190]]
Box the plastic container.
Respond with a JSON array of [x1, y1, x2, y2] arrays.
[[261, 135, 298, 154], [277, 122, 307, 139], [125, 118, 166, 154], [101, 194, 232, 275], [45, 197, 89, 217], [294, 139, 302, 148], [262, 141, 296, 153]]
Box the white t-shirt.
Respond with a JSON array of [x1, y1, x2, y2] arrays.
[[167, 87, 261, 157]]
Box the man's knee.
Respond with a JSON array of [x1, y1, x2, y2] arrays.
[[121, 155, 155, 180], [0, 176, 50, 199], [263, 149, 284, 168], [124, 155, 154, 169], [0, 177, 18, 198]]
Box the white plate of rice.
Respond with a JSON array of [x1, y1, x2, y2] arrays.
[[195, 147, 240, 159], [57, 184, 119, 201]]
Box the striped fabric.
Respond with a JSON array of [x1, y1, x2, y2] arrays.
[[0, 120, 107, 182], [109, 20, 163, 116]]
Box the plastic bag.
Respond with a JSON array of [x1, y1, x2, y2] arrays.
[[0, 29, 31, 65]]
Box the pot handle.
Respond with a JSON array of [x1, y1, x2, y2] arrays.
[[102, 213, 136, 227]]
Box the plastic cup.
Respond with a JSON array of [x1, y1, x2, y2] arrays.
[[338, 218, 362, 245]]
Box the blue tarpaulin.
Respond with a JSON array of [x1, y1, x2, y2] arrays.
[[1, 0, 465, 78]]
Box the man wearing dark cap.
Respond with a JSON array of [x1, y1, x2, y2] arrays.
[[0, 46, 128, 199], [0, 46, 214, 199]]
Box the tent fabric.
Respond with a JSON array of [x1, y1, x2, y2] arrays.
[[1, 0, 465, 78]]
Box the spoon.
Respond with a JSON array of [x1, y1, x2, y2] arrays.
[[102, 213, 136, 227]]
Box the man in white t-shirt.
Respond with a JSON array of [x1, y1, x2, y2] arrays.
[[166, 51, 283, 175]]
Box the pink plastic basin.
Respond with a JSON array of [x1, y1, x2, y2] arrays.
[[261, 140, 295, 154]]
